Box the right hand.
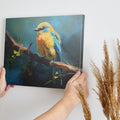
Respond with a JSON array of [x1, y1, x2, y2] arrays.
[[64, 71, 89, 107], [0, 67, 14, 97]]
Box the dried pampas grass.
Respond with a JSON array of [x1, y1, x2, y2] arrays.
[[76, 85, 91, 120], [91, 40, 120, 120]]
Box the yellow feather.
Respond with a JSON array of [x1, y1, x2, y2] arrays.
[[36, 32, 56, 59]]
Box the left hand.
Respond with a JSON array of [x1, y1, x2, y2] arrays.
[[0, 67, 14, 97]]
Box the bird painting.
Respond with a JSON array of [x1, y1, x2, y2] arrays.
[[34, 22, 62, 85], [5, 15, 84, 88]]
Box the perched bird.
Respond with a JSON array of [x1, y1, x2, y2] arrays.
[[34, 22, 62, 85]]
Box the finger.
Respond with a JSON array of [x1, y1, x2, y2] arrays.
[[10, 85, 14, 88], [69, 71, 81, 82], [0, 66, 2, 78], [1, 67, 6, 79], [77, 72, 87, 81], [5, 85, 10, 91]]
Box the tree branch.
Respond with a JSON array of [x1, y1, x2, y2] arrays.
[[6, 31, 81, 73]]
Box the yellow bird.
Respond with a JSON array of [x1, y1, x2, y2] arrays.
[[34, 22, 62, 85], [34, 22, 61, 60]]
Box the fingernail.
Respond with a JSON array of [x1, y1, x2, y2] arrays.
[[2, 68, 5, 71], [76, 71, 80, 75]]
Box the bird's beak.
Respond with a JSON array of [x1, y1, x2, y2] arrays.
[[34, 28, 40, 31]]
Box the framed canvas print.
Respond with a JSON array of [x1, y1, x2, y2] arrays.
[[4, 15, 85, 89]]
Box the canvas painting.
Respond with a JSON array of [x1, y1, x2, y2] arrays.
[[4, 15, 84, 89]]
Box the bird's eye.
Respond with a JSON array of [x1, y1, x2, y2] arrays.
[[41, 27, 45, 30]]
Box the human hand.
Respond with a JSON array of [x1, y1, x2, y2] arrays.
[[64, 71, 89, 107], [0, 67, 14, 97]]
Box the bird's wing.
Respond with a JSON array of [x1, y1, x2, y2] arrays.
[[51, 31, 62, 61], [51, 31, 61, 44]]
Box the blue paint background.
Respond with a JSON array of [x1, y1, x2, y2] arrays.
[[4, 15, 84, 88]]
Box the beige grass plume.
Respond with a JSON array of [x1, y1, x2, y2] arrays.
[[91, 40, 120, 120], [76, 84, 91, 120]]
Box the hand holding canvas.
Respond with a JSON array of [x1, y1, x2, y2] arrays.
[[35, 71, 89, 120], [64, 71, 89, 106], [0, 67, 14, 97]]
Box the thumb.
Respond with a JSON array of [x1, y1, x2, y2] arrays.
[[69, 71, 81, 82], [1, 67, 6, 79]]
